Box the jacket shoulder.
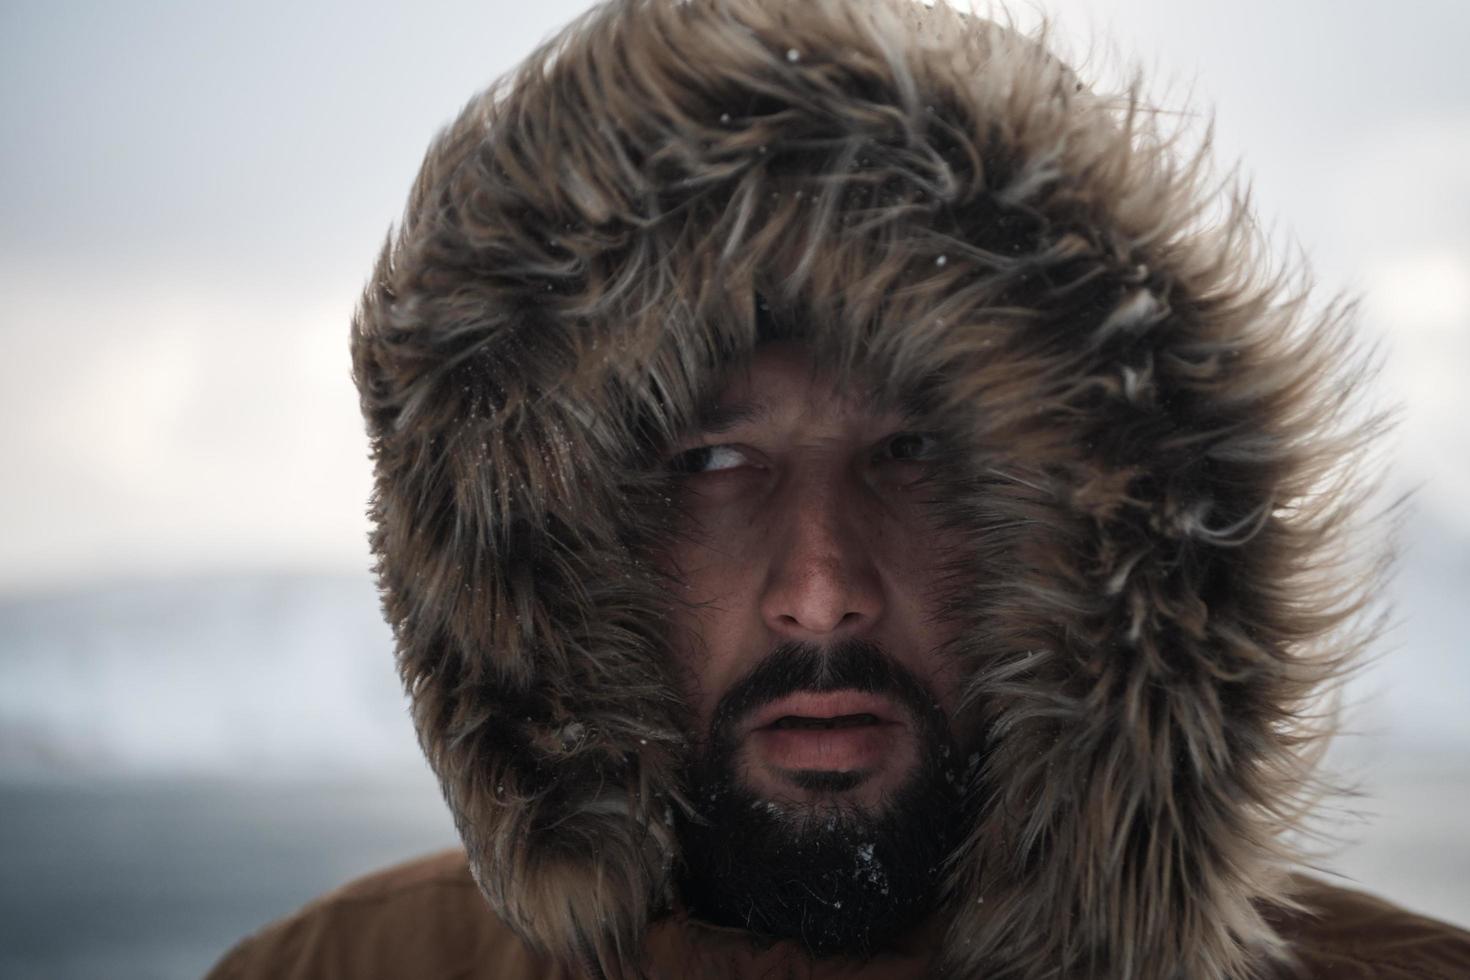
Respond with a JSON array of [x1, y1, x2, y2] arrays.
[[1272, 875, 1470, 979], [204, 850, 567, 980]]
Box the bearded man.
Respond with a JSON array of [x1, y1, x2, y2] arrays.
[[209, 0, 1470, 977]]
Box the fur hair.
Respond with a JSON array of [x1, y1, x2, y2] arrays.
[[351, 1, 1383, 976]]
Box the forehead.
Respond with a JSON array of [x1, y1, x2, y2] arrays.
[[695, 342, 906, 434]]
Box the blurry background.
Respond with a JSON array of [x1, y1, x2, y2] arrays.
[[2, 0, 1466, 976]]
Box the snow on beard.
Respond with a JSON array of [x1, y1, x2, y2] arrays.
[[674, 641, 971, 957]]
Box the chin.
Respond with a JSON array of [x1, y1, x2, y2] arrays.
[[676, 737, 968, 958], [739, 760, 915, 812]]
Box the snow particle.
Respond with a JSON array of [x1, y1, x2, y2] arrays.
[[786, 48, 800, 62], [935, 254, 948, 267]]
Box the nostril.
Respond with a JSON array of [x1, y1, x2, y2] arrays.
[[773, 607, 868, 636], [761, 547, 885, 637]]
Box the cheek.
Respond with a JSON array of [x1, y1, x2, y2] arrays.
[[881, 502, 970, 715], [665, 484, 775, 611], [876, 498, 949, 606], [659, 526, 760, 728]]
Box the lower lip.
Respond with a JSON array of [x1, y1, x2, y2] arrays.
[[747, 723, 904, 772]]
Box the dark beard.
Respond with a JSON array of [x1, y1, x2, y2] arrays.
[[674, 641, 966, 958]]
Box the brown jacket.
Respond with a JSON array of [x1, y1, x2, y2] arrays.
[[311, 0, 1465, 976], [208, 850, 1470, 979]]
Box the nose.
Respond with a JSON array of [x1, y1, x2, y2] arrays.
[[759, 471, 885, 641]]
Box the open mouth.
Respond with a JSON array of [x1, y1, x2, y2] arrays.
[[746, 691, 904, 735], [766, 712, 883, 730], [744, 692, 909, 776]]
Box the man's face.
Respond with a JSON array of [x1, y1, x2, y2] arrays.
[[661, 341, 972, 952]]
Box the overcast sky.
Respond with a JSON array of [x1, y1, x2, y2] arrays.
[[2, 0, 1467, 594]]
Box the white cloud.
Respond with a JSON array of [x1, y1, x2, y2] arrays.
[[3, 0, 1469, 579], [1329, 118, 1470, 530], [1, 270, 374, 592], [1367, 250, 1470, 338]]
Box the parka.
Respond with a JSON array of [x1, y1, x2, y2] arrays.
[[207, 850, 1470, 978], [212, 0, 1470, 976]]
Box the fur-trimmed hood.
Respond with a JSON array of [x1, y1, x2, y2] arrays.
[[351, 1, 1377, 976]]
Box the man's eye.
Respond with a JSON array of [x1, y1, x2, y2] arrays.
[[882, 432, 938, 462], [669, 444, 748, 474]]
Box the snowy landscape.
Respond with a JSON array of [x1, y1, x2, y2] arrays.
[[1, 520, 1467, 978], [3, 0, 1468, 977]]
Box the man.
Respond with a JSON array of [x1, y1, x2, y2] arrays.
[[210, 0, 1470, 976]]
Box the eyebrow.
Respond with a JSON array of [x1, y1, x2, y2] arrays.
[[683, 365, 941, 439], [689, 391, 927, 438], [692, 399, 771, 435]]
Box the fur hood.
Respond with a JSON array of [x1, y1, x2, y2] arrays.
[[351, 1, 1379, 976]]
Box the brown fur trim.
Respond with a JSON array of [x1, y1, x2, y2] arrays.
[[351, 1, 1386, 976]]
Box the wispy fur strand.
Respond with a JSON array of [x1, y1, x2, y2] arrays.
[[351, 1, 1386, 976]]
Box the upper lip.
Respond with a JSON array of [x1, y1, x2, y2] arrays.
[[742, 690, 907, 737]]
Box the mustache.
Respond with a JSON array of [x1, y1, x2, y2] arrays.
[[707, 640, 946, 741]]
